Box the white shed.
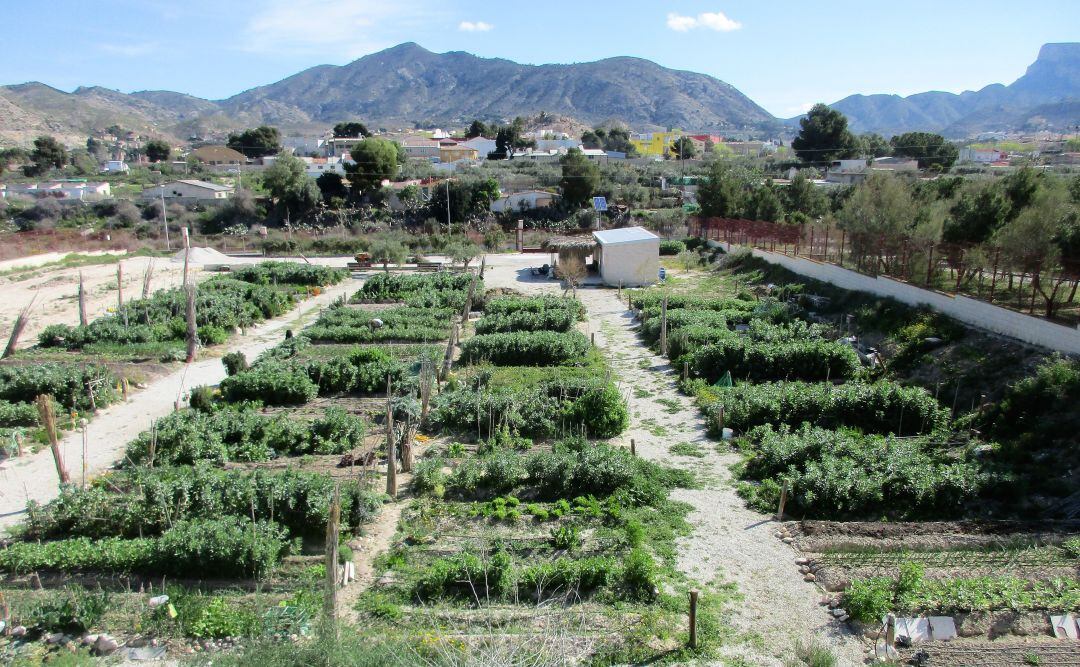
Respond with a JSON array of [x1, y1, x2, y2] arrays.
[[592, 227, 660, 287]]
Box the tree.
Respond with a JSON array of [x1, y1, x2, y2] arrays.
[[890, 132, 958, 171], [316, 172, 348, 202], [559, 149, 600, 209], [697, 161, 748, 218], [670, 137, 697, 160], [145, 139, 171, 163], [226, 126, 281, 159], [369, 234, 408, 273], [747, 182, 785, 222], [86, 137, 108, 160], [791, 104, 857, 164], [263, 152, 319, 219], [944, 181, 1010, 244], [784, 171, 828, 222], [858, 133, 892, 158], [581, 129, 604, 149], [466, 120, 491, 139], [837, 173, 919, 273], [446, 240, 482, 268], [332, 122, 368, 138], [1002, 166, 1041, 218], [994, 184, 1076, 317], [25, 136, 67, 176], [428, 178, 501, 224], [69, 150, 98, 176], [344, 138, 399, 198]]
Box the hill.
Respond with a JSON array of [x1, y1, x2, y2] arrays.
[[819, 43, 1080, 137], [0, 43, 775, 146]]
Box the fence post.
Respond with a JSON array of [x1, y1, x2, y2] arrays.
[[323, 486, 340, 628], [776, 481, 788, 521], [659, 295, 669, 357], [36, 395, 69, 485], [386, 377, 397, 498], [630, 438, 636, 457], [688, 590, 699, 649], [682, 361, 689, 381]]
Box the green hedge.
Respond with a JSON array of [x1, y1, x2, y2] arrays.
[[474, 309, 576, 334], [124, 406, 366, 465], [659, 240, 686, 256], [0, 517, 287, 578], [26, 465, 382, 540], [305, 306, 453, 344], [483, 296, 584, 319], [699, 380, 950, 437], [0, 363, 118, 413], [228, 262, 347, 287], [219, 361, 318, 406], [690, 337, 861, 383], [0, 400, 42, 427], [737, 424, 990, 518], [461, 331, 590, 366], [352, 273, 478, 310]]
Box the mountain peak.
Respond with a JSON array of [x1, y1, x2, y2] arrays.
[[1035, 42, 1080, 62]]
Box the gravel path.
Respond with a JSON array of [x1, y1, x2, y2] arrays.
[[0, 280, 357, 532], [574, 287, 866, 667]]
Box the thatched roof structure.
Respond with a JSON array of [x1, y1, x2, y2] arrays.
[[543, 235, 597, 251]]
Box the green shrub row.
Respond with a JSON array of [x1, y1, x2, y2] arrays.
[[482, 296, 584, 319], [631, 293, 756, 312], [305, 305, 454, 344], [0, 399, 43, 427], [26, 465, 382, 540], [461, 331, 590, 366], [228, 262, 347, 287], [0, 517, 288, 578], [689, 337, 861, 384], [736, 424, 990, 519], [474, 309, 576, 334], [0, 363, 119, 413], [352, 273, 479, 310], [39, 277, 295, 350], [658, 240, 686, 256], [124, 405, 366, 465], [696, 380, 950, 437], [219, 361, 318, 405]]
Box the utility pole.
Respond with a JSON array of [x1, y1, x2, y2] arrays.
[[160, 190, 170, 251], [445, 178, 452, 236]]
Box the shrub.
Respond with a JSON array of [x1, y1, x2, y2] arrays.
[[188, 385, 215, 411], [474, 309, 576, 334], [0, 399, 40, 427], [620, 549, 658, 601], [563, 384, 629, 438], [461, 331, 590, 366], [305, 306, 453, 344], [483, 296, 584, 319], [690, 337, 862, 384], [219, 362, 318, 406], [843, 577, 893, 624], [222, 351, 248, 376], [0, 363, 119, 413], [228, 262, 347, 287], [659, 239, 686, 256]]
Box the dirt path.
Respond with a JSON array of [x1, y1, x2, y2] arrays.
[[574, 288, 866, 667], [0, 280, 357, 532]]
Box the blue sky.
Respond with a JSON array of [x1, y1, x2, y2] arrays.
[[3, 1, 1078, 117]]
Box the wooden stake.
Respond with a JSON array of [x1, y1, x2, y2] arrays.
[[184, 283, 197, 363], [36, 395, 69, 485], [385, 377, 397, 498], [688, 590, 699, 649], [323, 485, 340, 626], [2, 299, 34, 359], [630, 438, 636, 457], [121, 377, 129, 401], [80, 420, 88, 490], [683, 361, 689, 381], [78, 271, 88, 326], [142, 260, 155, 299], [591, 332, 595, 347], [659, 295, 669, 357], [401, 415, 414, 473], [116, 262, 124, 310], [776, 481, 788, 521]]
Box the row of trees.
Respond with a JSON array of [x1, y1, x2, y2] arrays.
[[791, 104, 959, 171]]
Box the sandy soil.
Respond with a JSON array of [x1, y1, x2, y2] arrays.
[[0, 278, 357, 531]]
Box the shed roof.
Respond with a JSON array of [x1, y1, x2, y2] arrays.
[[544, 235, 597, 250], [592, 226, 659, 246]]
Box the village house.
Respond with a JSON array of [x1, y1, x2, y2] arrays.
[[2, 180, 112, 201], [140, 179, 233, 204], [189, 146, 248, 167], [490, 189, 559, 213]]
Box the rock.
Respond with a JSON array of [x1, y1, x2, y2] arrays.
[[795, 557, 810, 565], [799, 566, 810, 574], [46, 632, 66, 645], [832, 608, 847, 618], [148, 595, 169, 608], [819, 597, 831, 606], [94, 635, 119, 654], [837, 614, 849, 622], [774, 532, 784, 539], [81, 634, 99, 646], [782, 537, 794, 544], [11, 625, 27, 637], [803, 573, 816, 582]]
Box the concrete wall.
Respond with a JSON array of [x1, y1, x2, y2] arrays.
[[599, 240, 659, 287], [717, 242, 1080, 355]]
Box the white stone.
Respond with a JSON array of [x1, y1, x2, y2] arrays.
[[803, 573, 816, 582], [95, 635, 119, 654]]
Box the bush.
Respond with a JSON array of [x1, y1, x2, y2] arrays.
[[474, 309, 576, 334], [659, 239, 686, 256], [461, 331, 590, 366], [352, 273, 479, 310], [689, 337, 861, 384], [0, 399, 40, 427], [219, 361, 318, 406], [620, 548, 658, 601], [0, 363, 118, 413], [483, 296, 584, 319], [701, 380, 950, 437], [222, 351, 248, 376], [305, 306, 453, 344], [229, 262, 347, 287]]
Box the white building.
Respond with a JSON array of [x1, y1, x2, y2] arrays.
[[871, 157, 919, 172], [461, 137, 497, 158], [140, 179, 233, 203], [2, 181, 111, 201], [592, 226, 660, 287], [101, 160, 129, 174], [490, 190, 559, 213], [301, 156, 347, 178], [958, 148, 1007, 164], [825, 159, 869, 185], [282, 136, 327, 156]]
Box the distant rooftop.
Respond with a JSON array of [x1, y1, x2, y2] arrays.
[[593, 226, 659, 245]]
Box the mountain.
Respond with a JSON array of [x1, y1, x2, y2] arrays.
[[0, 43, 774, 146], [820, 43, 1080, 137], [219, 42, 775, 131]]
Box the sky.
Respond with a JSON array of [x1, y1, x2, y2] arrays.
[[2, 0, 1078, 118]]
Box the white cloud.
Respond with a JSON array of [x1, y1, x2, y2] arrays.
[[458, 21, 494, 32], [784, 102, 815, 116], [666, 11, 742, 33], [98, 42, 158, 57], [243, 0, 433, 59]]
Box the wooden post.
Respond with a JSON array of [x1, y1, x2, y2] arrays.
[[323, 485, 340, 626], [0, 591, 9, 635], [630, 438, 636, 457], [2, 300, 33, 360], [401, 415, 414, 473], [142, 260, 155, 299], [15, 432, 24, 457], [80, 419, 88, 490], [385, 377, 397, 498], [36, 395, 69, 485], [78, 271, 88, 326], [682, 361, 689, 381], [121, 377, 129, 401], [885, 613, 897, 646], [776, 481, 788, 521], [440, 321, 458, 381], [116, 262, 124, 310], [659, 295, 669, 357], [419, 358, 434, 423], [591, 332, 595, 347], [717, 406, 725, 433], [688, 590, 699, 649]]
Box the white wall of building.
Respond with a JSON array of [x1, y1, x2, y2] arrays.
[[597, 239, 660, 287]]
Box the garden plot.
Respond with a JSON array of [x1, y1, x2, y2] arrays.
[[0, 271, 472, 661]]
